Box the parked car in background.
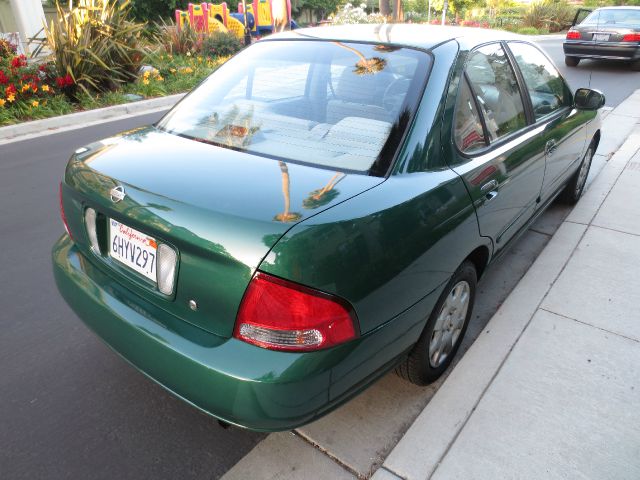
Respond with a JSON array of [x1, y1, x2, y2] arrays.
[[564, 6, 640, 70], [53, 25, 603, 431]]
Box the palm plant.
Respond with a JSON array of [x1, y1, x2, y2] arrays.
[[44, 0, 144, 98]]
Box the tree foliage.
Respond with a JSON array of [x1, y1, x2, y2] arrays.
[[299, 0, 344, 20], [129, 0, 180, 21]]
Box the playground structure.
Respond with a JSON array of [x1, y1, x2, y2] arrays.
[[175, 2, 298, 40]]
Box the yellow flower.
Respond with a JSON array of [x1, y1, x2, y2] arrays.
[[156, 75, 164, 82], [21, 84, 30, 92], [197, 56, 203, 63], [142, 78, 150, 85], [31, 100, 39, 107], [183, 67, 193, 74], [143, 70, 150, 78], [0, 99, 5, 107], [42, 85, 50, 93], [7, 94, 15, 103]]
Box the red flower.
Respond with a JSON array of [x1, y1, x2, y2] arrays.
[[5, 83, 17, 96], [11, 54, 27, 68], [63, 74, 74, 86], [0, 70, 8, 85]]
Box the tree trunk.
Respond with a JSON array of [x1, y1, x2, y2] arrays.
[[392, 0, 403, 22], [379, 0, 391, 17]]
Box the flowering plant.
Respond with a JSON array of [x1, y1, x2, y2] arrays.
[[0, 47, 67, 111], [0, 39, 17, 60]]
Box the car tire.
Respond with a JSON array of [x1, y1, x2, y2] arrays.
[[565, 56, 580, 67], [559, 142, 595, 205], [396, 261, 477, 386], [631, 59, 640, 72]]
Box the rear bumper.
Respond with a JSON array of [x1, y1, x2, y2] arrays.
[[563, 41, 640, 61], [52, 235, 436, 431]]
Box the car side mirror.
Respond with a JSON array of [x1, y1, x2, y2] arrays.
[[574, 88, 605, 110]]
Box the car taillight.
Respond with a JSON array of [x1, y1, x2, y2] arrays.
[[566, 30, 581, 40], [59, 183, 73, 240], [622, 33, 640, 42], [84, 207, 100, 253], [234, 272, 358, 352], [156, 243, 177, 295]]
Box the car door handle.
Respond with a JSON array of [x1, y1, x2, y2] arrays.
[[484, 191, 498, 202], [546, 139, 558, 156], [480, 179, 498, 192]]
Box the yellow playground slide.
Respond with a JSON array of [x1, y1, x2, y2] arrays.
[[208, 17, 228, 34], [225, 15, 245, 39]]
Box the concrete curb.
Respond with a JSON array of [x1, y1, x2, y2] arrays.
[[375, 99, 640, 479], [0, 93, 185, 146]]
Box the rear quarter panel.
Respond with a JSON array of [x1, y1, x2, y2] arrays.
[[259, 39, 489, 335], [258, 172, 485, 334]]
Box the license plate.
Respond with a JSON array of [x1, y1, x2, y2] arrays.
[[109, 219, 157, 282], [593, 33, 610, 42]]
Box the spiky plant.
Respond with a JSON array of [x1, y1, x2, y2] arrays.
[[44, 0, 145, 98]]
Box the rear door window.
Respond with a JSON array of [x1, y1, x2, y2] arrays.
[[508, 42, 571, 120], [464, 43, 527, 142], [454, 77, 488, 154]]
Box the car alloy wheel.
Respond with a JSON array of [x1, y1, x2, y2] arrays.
[[575, 146, 593, 197], [396, 260, 477, 385], [560, 141, 595, 205], [429, 281, 470, 368]]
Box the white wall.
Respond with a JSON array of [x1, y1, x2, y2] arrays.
[[3, 0, 46, 53]]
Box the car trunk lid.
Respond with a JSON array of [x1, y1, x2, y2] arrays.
[[62, 126, 384, 337]]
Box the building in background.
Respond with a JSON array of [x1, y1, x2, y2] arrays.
[[0, 0, 46, 54]]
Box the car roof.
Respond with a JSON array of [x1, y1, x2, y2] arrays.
[[593, 5, 640, 9], [264, 24, 525, 51]]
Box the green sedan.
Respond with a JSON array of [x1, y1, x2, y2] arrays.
[[53, 25, 603, 431]]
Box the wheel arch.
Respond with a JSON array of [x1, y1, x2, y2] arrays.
[[464, 244, 491, 280]]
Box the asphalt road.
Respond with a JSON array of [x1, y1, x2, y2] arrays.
[[0, 113, 265, 480], [0, 37, 634, 480]]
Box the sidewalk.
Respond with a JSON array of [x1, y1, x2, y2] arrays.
[[377, 109, 640, 479], [222, 92, 640, 480]]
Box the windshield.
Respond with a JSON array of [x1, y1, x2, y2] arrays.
[[158, 40, 430, 174], [582, 8, 640, 26]]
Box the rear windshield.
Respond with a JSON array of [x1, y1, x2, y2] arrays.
[[582, 9, 640, 26], [158, 40, 430, 174]]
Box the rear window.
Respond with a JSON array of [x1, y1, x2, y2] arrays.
[[158, 40, 430, 174], [582, 9, 640, 26]]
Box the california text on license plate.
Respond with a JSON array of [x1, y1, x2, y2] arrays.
[[109, 219, 157, 282]]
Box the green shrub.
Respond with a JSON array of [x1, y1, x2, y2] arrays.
[[44, 0, 145, 98], [154, 19, 203, 55], [516, 26, 540, 35], [153, 20, 242, 57], [522, 0, 575, 33], [201, 31, 243, 57], [129, 0, 180, 21]]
